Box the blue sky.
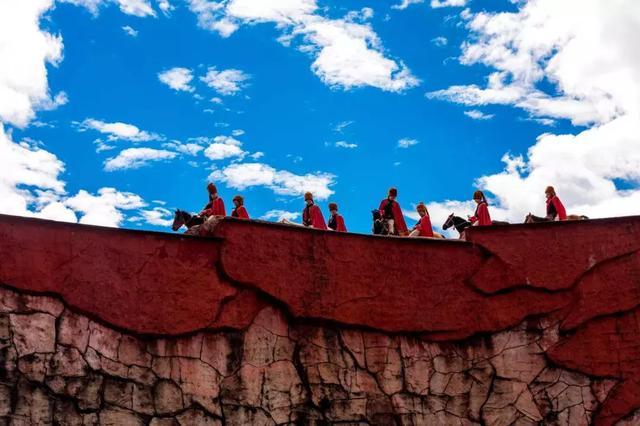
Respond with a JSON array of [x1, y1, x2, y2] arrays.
[[2, 0, 639, 234]]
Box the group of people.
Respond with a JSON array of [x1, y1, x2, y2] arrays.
[[197, 182, 568, 237]]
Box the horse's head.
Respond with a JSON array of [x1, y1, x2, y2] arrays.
[[171, 209, 186, 231], [371, 209, 381, 221], [442, 213, 455, 230], [524, 213, 533, 224]]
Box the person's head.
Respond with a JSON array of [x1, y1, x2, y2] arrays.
[[545, 186, 556, 199], [207, 183, 218, 199], [304, 192, 314, 205], [473, 190, 486, 205], [328, 202, 338, 214], [388, 187, 398, 200], [416, 202, 428, 217], [232, 195, 243, 207]]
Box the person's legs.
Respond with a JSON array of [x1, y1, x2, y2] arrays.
[[387, 219, 395, 235], [409, 229, 420, 237]]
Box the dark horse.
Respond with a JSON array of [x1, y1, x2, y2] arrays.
[[171, 209, 205, 231], [524, 213, 589, 223], [371, 210, 390, 235], [442, 213, 510, 238]]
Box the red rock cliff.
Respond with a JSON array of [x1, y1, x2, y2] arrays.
[[1, 214, 639, 425]]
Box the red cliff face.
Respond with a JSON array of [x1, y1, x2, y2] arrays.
[[1, 214, 639, 425]]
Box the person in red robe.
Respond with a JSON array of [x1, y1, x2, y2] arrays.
[[200, 183, 226, 217], [545, 186, 567, 221], [231, 195, 250, 219], [409, 202, 434, 237], [378, 187, 408, 236], [468, 190, 492, 226], [302, 192, 327, 230], [327, 202, 347, 232]]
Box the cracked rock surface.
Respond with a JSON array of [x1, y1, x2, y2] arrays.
[[1, 286, 636, 425]]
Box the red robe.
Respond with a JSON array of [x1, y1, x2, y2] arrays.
[[416, 214, 434, 237], [328, 213, 347, 232], [232, 206, 249, 219], [546, 196, 567, 221], [302, 204, 327, 230], [379, 198, 408, 235], [202, 197, 226, 217], [470, 202, 492, 226]]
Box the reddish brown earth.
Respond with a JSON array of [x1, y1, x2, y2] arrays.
[[1, 213, 640, 425]]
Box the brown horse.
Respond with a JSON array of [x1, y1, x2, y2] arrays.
[[171, 210, 205, 231], [524, 213, 589, 224]]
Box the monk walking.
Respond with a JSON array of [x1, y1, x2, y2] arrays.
[[545, 186, 567, 221], [468, 190, 491, 226], [409, 202, 434, 237], [231, 195, 250, 219], [327, 202, 347, 232], [200, 183, 226, 217], [302, 192, 327, 230], [379, 187, 408, 236]]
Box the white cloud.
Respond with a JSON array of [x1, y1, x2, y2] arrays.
[[425, 0, 640, 224], [210, 162, 335, 200], [430, 0, 467, 8], [122, 25, 139, 36], [250, 151, 264, 159], [104, 147, 177, 171], [140, 206, 173, 226], [66, 187, 146, 227], [203, 135, 246, 160], [156, 0, 174, 15], [335, 141, 358, 149], [333, 120, 354, 133], [77, 118, 163, 142], [0, 0, 65, 128], [464, 109, 494, 120], [398, 137, 419, 148], [163, 141, 204, 156], [200, 67, 250, 96], [431, 36, 448, 47], [61, 0, 156, 17], [392, 0, 466, 10], [188, 0, 419, 92], [231, 129, 245, 136], [260, 210, 300, 221], [158, 67, 194, 92]]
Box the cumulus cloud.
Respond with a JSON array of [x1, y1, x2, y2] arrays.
[[104, 147, 177, 171], [210, 162, 335, 200], [66, 187, 146, 227], [188, 0, 419, 92], [260, 210, 301, 221], [0, 0, 65, 128], [158, 67, 195, 92], [139, 206, 173, 226], [392, 0, 466, 10], [163, 141, 204, 156], [77, 118, 163, 142], [200, 67, 250, 96], [425, 0, 640, 224], [464, 109, 494, 120], [61, 0, 156, 17], [203, 135, 246, 160], [398, 138, 419, 148], [122, 25, 139, 37], [334, 141, 358, 149]]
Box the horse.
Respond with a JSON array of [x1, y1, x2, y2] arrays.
[[372, 210, 445, 238], [442, 213, 510, 238], [171, 209, 205, 232], [524, 213, 589, 224]]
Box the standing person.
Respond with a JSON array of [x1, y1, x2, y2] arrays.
[[409, 202, 434, 237], [231, 195, 250, 219], [302, 192, 327, 230], [200, 183, 226, 217], [545, 186, 567, 221], [468, 190, 492, 226], [379, 187, 408, 236], [327, 202, 347, 232]]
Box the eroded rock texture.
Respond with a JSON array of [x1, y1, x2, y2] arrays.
[[0, 286, 636, 425], [2, 214, 640, 425]]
